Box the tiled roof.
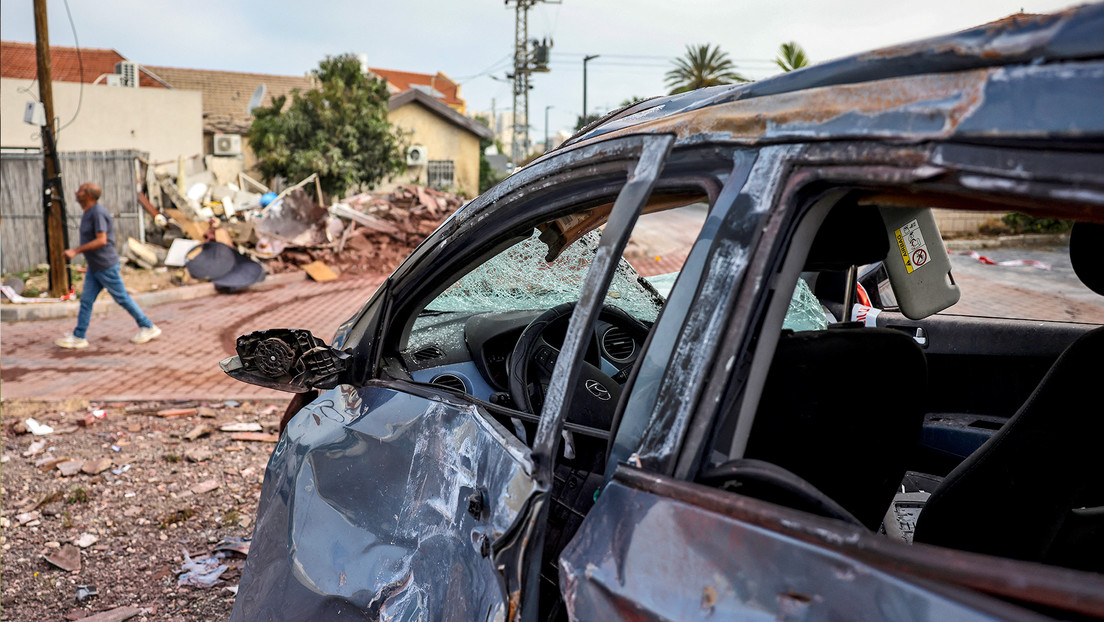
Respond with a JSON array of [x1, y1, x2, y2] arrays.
[[369, 67, 463, 109], [0, 40, 167, 88], [144, 66, 316, 134]]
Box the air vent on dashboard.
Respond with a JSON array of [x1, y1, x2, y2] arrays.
[[412, 345, 444, 362], [602, 327, 636, 361], [430, 374, 466, 392]]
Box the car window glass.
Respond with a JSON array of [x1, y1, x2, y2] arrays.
[[422, 229, 665, 321]]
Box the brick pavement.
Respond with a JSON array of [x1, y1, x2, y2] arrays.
[[1, 274, 384, 401], [3, 239, 1101, 402]]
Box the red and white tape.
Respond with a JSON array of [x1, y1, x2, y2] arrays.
[[956, 250, 1051, 270]]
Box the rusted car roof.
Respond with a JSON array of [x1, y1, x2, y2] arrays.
[[556, 3, 1104, 152]]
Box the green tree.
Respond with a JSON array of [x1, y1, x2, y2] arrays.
[[775, 41, 810, 72], [575, 112, 602, 131], [249, 54, 405, 199], [472, 114, 502, 193], [665, 44, 749, 94]]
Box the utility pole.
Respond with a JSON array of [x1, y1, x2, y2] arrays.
[[506, 0, 556, 164], [582, 54, 599, 127], [34, 0, 71, 297]]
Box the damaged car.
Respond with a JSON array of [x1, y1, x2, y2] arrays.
[[223, 6, 1104, 620]]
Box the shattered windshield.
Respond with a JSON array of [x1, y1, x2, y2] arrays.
[[422, 229, 664, 322]]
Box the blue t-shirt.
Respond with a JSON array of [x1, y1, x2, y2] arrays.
[[79, 203, 120, 272]]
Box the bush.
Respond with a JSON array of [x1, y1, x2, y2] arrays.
[[1001, 213, 1073, 234]]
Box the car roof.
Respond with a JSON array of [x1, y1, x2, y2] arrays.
[[554, 4, 1104, 153]]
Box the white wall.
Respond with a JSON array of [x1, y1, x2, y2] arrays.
[[1, 78, 202, 164]]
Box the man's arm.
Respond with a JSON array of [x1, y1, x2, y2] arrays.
[[64, 232, 107, 260]]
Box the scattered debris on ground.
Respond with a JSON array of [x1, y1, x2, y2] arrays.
[[0, 397, 286, 620]]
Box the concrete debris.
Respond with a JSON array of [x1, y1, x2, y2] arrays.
[[58, 460, 84, 476], [23, 440, 46, 456], [191, 479, 221, 494], [184, 447, 213, 463], [74, 606, 143, 622], [81, 458, 112, 475], [74, 533, 99, 548], [183, 424, 214, 441], [103, 154, 467, 293], [220, 422, 262, 433]]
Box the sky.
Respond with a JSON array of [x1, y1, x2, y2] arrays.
[[1, 0, 1083, 145]]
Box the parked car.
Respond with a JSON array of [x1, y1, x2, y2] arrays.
[[224, 6, 1104, 620]]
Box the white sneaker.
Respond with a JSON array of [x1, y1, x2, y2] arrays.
[[131, 325, 162, 344], [56, 334, 89, 349]]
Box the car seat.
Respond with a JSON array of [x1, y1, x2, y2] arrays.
[[745, 325, 928, 530], [913, 223, 1104, 571]]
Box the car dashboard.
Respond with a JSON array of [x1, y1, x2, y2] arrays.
[[403, 309, 648, 406]]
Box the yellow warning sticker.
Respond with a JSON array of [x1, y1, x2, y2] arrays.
[[895, 218, 930, 275]]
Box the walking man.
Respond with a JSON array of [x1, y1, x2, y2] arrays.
[[55, 182, 161, 349]]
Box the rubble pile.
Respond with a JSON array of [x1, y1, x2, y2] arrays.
[[264, 185, 464, 276], [138, 161, 465, 289]]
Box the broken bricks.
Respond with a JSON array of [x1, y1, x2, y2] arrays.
[[44, 544, 82, 572]]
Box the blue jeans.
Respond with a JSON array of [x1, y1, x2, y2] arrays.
[[73, 264, 152, 338]]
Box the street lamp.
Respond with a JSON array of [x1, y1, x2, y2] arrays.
[[583, 54, 599, 124], [544, 105, 554, 153]]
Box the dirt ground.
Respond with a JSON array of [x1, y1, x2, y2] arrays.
[[0, 397, 288, 621], [3, 265, 194, 303]]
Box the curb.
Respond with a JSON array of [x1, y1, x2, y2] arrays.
[[1, 271, 306, 323]]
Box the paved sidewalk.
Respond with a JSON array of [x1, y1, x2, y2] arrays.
[[2, 239, 1100, 403], [1, 273, 385, 401]]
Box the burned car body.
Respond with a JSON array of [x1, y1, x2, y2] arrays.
[[226, 6, 1104, 620]]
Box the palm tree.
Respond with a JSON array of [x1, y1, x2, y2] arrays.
[[665, 44, 749, 94], [775, 42, 810, 72]]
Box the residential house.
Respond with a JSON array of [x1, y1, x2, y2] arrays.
[[385, 88, 492, 196], [143, 65, 315, 180], [0, 41, 202, 162]]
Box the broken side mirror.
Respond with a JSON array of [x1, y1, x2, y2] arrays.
[[219, 328, 352, 393]]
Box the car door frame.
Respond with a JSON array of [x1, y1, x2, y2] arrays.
[[576, 136, 1104, 618]]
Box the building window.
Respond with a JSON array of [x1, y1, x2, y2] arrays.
[[427, 160, 454, 190]]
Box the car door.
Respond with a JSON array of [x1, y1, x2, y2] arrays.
[[230, 134, 679, 621], [560, 139, 1104, 620]]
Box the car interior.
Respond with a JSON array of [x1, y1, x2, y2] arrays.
[[708, 191, 1104, 576]]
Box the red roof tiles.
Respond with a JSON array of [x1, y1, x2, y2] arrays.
[[368, 68, 463, 110], [1, 40, 166, 88]]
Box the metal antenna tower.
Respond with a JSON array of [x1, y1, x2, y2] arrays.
[[506, 0, 556, 164]]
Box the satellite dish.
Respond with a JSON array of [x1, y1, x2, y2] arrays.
[[247, 84, 266, 115]]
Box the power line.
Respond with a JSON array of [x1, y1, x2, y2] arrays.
[[56, 0, 83, 134], [454, 53, 514, 83]]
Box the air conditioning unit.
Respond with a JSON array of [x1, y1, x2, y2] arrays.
[[114, 61, 139, 88], [214, 134, 242, 156], [105, 74, 124, 87], [407, 145, 428, 166]]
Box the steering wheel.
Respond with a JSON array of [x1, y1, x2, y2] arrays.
[[507, 302, 633, 430]]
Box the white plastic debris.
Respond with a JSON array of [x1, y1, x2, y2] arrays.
[[177, 549, 228, 588], [25, 418, 54, 436]]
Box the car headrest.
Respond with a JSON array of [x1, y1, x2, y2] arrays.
[[1070, 222, 1104, 296], [805, 204, 889, 270]]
